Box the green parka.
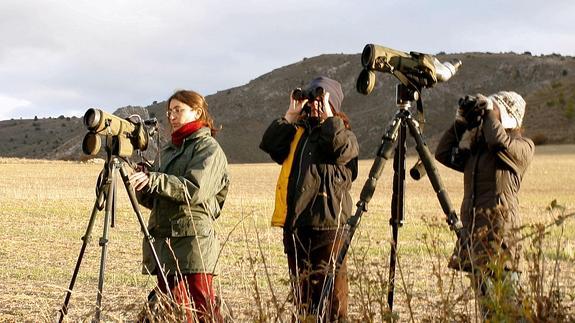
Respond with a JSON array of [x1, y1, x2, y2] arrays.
[[138, 127, 229, 275]]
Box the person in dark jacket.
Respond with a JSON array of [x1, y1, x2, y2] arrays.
[[129, 90, 229, 322], [260, 76, 359, 321], [435, 91, 534, 320]]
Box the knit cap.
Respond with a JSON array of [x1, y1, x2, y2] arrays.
[[489, 91, 526, 129], [306, 76, 344, 113]]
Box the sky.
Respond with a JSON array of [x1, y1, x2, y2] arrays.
[[0, 0, 574, 120]]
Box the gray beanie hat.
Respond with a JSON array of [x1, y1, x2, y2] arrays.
[[306, 76, 344, 113]]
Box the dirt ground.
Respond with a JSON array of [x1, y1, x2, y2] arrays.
[[0, 145, 574, 321]]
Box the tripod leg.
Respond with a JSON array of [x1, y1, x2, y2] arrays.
[[387, 121, 407, 311], [118, 164, 173, 300], [59, 188, 105, 323], [405, 118, 464, 235], [357, 116, 402, 208], [315, 113, 403, 316], [94, 162, 117, 321]]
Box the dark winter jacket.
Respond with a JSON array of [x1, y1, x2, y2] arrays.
[[435, 111, 534, 271], [137, 127, 229, 275], [260, 116, 359, 232]]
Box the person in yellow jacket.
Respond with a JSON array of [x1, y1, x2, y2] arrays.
[[260, 76, 359, 321]]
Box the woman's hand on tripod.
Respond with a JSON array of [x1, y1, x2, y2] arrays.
[[129, 171, 150, 191]]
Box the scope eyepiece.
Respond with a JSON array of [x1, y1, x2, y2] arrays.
[[434, 59, 462, 82], [143, 118, 158, 126]]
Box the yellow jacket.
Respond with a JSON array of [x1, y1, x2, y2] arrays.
[[271, 127, 304, 227]]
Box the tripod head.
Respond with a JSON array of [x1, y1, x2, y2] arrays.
[[396, 84, 419, 108]]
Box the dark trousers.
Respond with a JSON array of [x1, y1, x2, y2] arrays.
[[157, 273, 222, 323], [283, 228, 349, 322]]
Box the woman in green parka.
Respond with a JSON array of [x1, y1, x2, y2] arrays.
[[129, 90, 229, 322]]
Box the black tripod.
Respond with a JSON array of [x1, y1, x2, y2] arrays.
[[58, 138, 171, 322], [318, 84, 467, 316]]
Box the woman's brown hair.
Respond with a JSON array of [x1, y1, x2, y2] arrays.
[[334, 111, 352, 130], [167, 90, 219, 136]]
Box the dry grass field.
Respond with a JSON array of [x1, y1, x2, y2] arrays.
[[0, 145, 574, 322]]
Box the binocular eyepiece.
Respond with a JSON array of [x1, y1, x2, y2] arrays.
[[291, 86, 325, 101], [458, 95, 478, 111], [457, 95, 486, 129]]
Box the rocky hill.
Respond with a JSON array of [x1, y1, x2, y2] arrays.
[[1, 52, 574, 163]]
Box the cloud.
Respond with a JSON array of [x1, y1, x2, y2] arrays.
[[0, 94, 31, 120], [0, 0, 574, 120]]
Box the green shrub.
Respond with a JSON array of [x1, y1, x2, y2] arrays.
[[565, 101, 575, 119]]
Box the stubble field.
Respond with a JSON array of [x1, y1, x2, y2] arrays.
[[0, 145, 574, 322]]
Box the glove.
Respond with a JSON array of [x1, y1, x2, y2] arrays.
[[455, 108, 467, 125], [465, 109, 484, 130], [457, 94, 494, 129], [475, 93, 493, 111], [456, 95, 482, 128]]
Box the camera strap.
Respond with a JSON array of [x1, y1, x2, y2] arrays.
[[415, 97, 425, 131]]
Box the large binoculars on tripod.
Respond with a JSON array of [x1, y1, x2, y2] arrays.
[[357, 44, 462, 95], [81, 108, 157, 158]]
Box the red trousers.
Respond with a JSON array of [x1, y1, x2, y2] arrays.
[[157, 273, 222, 322]]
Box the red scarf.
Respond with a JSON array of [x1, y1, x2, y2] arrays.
[[171, 120, 205, 146]]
